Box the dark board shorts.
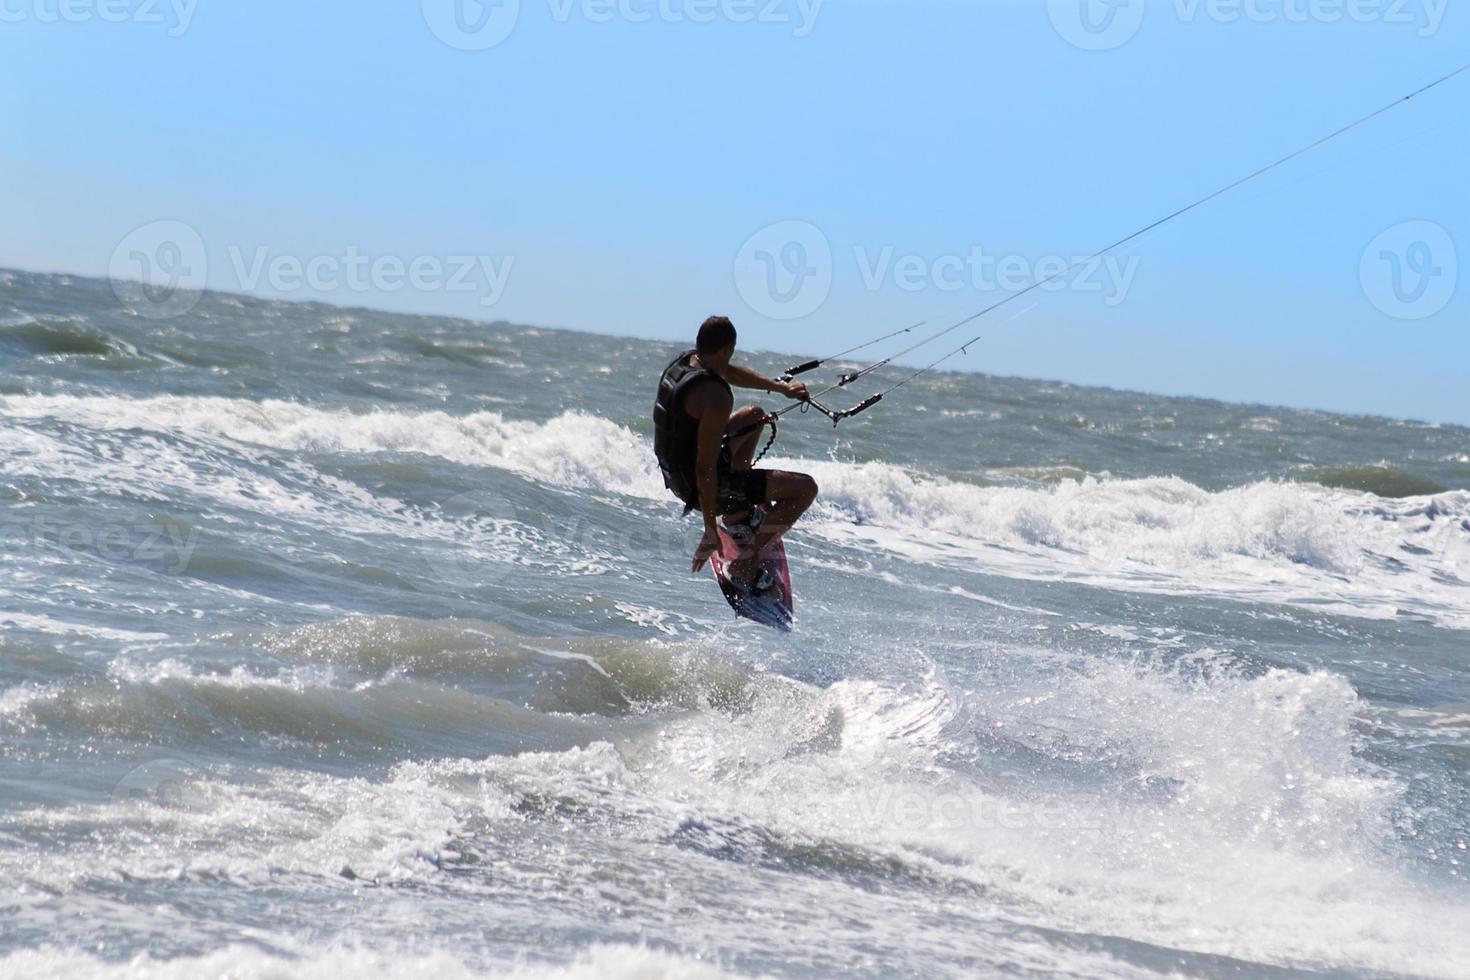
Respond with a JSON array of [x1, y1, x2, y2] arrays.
[[672, 466, 770, 516]]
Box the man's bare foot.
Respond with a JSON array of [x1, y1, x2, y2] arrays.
[[718, 510, 761, 549]]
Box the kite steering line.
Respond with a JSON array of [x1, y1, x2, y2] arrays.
[[731, 61, 1470, 464]]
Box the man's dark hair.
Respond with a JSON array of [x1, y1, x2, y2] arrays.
[[696, 316, 737, 355]]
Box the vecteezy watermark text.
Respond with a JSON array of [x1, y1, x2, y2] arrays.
[[1170, 0, 1447, 35], [852, 245, 1138, 302], [546, 0, 822, 32], [421, 0, 823, 51], [226, 246, 515, 308], [3, 518, 202, 574], [107, 220, 516, 319], [1047, 0, 1446, 51], [0, 0, 199, 35], [733, 220, 1140, 320]]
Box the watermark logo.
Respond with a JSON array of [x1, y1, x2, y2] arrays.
[[0, 0, 199, 36], [225, 246, 515, 309], [422, 0, 823, 50], [111, 757, 207, 808], [422, 0, 523, 50], [852, 245, 1137, 306], [1047, 0, 1146, 50], [1050, 0, 1448, 45], [1170, 0, 1447, 35], [108, 220, 208, 320], [107, 221, 518, 320], [734, 220, 833, 320], [421, 491, 702, 588], [546, 0, 823, 35], [2, 517, 203, 573], [1360, 220, 1457, 320], [733, 221, 1140, 319], [420, 490, 529, 585]]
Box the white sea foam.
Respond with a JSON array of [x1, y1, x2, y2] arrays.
[[621, 661, 1470, 977], [5, 652, 1467, 976], [955, 661, 1470, 977], [799, 461, 1470, 628], [0, 944, 743, 980], [0, 394, 664, 497], [3, 394, 1467, 629], [0, 611, 169, 641]]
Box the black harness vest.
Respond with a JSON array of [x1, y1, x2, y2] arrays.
[[652, 349, 731, 502]]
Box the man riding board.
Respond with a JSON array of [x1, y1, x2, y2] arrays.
[[652, 316, 819, 593]]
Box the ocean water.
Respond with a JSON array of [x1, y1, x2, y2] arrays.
[[2, 266, 1470, 978]]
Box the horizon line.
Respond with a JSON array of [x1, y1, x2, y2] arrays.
[[3, 262, 1462, 432]]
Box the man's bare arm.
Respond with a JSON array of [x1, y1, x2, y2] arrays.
[[691, 383, 733, 532], [687, 382, 733, 572], [725, 364, 808, 401]]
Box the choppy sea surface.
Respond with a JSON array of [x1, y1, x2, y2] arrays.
[[3, 267, 1470, 978]]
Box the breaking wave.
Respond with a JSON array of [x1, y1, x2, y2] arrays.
[[4, 393, 1466, 628]]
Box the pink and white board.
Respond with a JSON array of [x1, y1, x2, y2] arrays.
[[708, 504, 794, 631]]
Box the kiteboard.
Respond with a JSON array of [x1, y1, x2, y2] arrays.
[[708, 504, 794, 632]]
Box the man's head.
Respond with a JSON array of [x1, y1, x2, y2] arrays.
[[696, 316, 736, 369]]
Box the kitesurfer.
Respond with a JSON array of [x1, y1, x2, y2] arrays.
[[652, 316, 818, 591]]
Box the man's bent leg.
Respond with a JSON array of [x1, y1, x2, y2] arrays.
[[724, 405, 768, 472], [728, 470, 818, 584]]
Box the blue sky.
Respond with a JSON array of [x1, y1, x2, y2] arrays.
[[2, 0, 1467, 423]]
